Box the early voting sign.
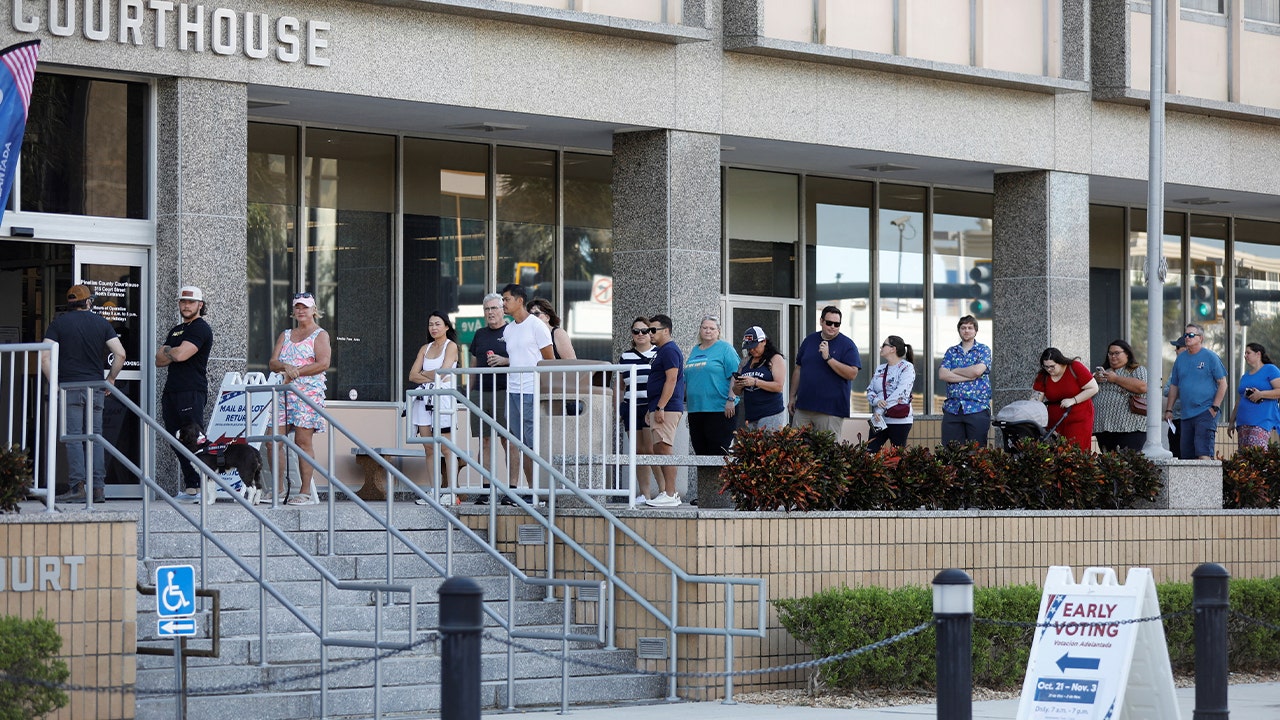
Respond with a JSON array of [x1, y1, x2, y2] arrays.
[[1016, 566, 1179, 720]]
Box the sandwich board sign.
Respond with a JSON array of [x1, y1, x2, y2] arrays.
[[1015, 566, 1179, 720], [200, 372, 279, 493]]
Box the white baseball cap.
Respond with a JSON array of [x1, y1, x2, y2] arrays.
[[178, 286, 204, 302]]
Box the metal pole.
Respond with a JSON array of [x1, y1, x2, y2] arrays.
[[1192, 563, 1230, 720], [933, 568, 973, 720], [440, 576, 483, 720], [1143, 0, 1173, 459]]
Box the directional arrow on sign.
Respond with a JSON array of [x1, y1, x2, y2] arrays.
[[1056, 652, 1101, 672], [157, 618, 197, 636]]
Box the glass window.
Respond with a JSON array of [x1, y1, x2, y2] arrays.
[[805, 176, 872, 410], [562, 152, 613, 361], [1089, 205, 1127, 370], [403, 138, 489, 378], [1245, 0, 1280, 22], [1129, 210, 1185, 376], [932, 189, 994, 413], [22, 73, 147, 219], [1182, 0, 1224, 12], [496, 146, 557, 306], [1233, 220, 1280, 386], [726, 168, 798, 297], [304, 129, 396, 402], [879, 184, 927, 411], [247, 123, 299, 375]]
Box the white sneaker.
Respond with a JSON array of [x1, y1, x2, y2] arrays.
[[175, 490, 200, 503], [646, 492, 681, 507]]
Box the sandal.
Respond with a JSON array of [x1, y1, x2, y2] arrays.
[[287, 492, 319, 506]]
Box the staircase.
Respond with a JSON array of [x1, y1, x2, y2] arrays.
[[134, 502, 664, 719]]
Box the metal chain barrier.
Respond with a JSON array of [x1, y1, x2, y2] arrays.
[[483, 621, 936, 679], [974, 608, 1192, 629], [1229, 609, 1280, 633], [0, 630, 441, 697]]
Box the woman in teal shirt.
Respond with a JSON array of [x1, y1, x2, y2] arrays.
[[684, 315, 741, 455]]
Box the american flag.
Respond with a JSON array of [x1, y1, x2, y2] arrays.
[[0, 40, 39, 120], [0, 39, 40, 226]]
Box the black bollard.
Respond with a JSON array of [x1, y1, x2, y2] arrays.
[[439, 576, 484, 720], [933, 568, 973, 720], [1192, 563, 1230, 720]]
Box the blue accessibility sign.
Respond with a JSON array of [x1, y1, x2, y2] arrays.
[[155, 564, 196, 618], [157, 618, 197, 637]]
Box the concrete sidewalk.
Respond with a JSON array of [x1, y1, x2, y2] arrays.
[[506, 683, 1279, 719]]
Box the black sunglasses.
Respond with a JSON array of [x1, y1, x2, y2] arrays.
[[1184, 332, 1199, 339], [632, 328, 654, 335], [293, 292, 313, 300], [823, 319, 841, 328]]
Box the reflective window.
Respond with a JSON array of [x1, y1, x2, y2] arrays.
[[247, 123, 299, 375], [932, 189, 993, 412], [805, 177, 872, 409], [1245, 1, 1280, 22], [879, 184, 927, 409], [1089, 205, 1128, 369], [1182, 0, 1224, 12], [497, 147, 557, 305], [563, 152, 613, 361], [22, 73, 147, 218], [403, 138, 489, 376], [304, 129, 396, 402], [1233, 220, 1280, 389], [726, 169, 798, 298], [1129, 210, 1186, 375]]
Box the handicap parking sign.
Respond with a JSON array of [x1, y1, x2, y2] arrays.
[[155, 564, 196, 618]]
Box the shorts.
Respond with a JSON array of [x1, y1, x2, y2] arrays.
[[793, 409, 845, 437], [619, 400, 649, 432], [747, 409, 788, 431], [507, 393, 536, 446], [470, 388, 509, 437], [646, 409, 683, 447]]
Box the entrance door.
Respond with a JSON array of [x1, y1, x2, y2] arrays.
[[728, 301, 795, 397], [75, 246, 150, 498]]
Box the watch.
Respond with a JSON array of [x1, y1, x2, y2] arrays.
[[1211, 405, 1220, 412]]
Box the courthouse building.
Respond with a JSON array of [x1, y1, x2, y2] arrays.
[[3, 0, 1280, 493]]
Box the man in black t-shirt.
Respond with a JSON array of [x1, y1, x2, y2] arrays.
[[43, 284, 127, 503], [468, 292, 510, 504], [156, 286, 214, 499]]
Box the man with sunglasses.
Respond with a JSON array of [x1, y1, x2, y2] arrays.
[[1164, 323, 1227, 459], [789, 305, 861, 436]]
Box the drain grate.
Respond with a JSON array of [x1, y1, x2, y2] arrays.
[[517, 524, 545, 545], [636, 637, 667, 659]]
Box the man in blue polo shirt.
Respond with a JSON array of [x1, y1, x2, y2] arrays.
[[1164, 323, 1226, 460], [789, 305, 861, 436]]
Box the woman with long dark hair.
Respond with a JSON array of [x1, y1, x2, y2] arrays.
[[1032, 347, 1098, 451], [527, 298, 576, 360], [1229, 342, 1280, 449], [409, 310, 459, 503], [1091, 339, 1148, 452], [865, 336, 915, 452], [732, 326, 787, 430]]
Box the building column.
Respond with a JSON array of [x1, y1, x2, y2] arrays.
[[991, 170, 1091, 413], [611, 129, 722, 358], [154, 78, 247, 489]]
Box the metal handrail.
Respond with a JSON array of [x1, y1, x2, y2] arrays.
[[58, 380, 420, 719], [0, 341, 58, 512]]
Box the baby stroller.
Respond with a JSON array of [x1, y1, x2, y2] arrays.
[[992, 400, 1069, 451]]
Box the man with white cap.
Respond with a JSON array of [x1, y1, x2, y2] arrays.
[[156, 285, 214, 500]]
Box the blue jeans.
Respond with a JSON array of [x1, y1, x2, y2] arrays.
[[65, 387, 106, 491], [1180, 409, 1218, 459]]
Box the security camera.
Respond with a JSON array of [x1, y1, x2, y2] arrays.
[[889, 215, 911, 228]]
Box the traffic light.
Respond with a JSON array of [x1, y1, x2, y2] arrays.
[[1191, 262, 1217, 321], [1236, 303, 1253, 327], [969, 261, 993, 319]]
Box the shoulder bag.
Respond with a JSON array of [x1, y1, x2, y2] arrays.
[[882, 365, 912, 419]]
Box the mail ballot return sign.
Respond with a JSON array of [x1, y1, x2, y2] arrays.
[[1016, 566, 1178, 720]]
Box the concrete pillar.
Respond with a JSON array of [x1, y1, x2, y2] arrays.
[[153, 78, 248, 492], [991, 170, 1091, 414]]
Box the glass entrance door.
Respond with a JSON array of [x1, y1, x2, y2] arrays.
[[75, 246, 150, 498], [728, 301, 795, 397]]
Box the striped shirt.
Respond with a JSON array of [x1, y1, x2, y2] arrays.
[[619, 347, 657, 406]]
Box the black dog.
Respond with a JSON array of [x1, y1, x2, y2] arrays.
[[176, 423, 266, 505]]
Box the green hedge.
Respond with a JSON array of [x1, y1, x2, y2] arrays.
[[0, 613, 68, 720], [776, 577, 1280, 691], [1222, 445, 1280, 508]]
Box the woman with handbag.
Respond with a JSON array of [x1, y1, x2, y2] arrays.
[[409, 311, 459, 503], [1091, 339, 1149, 452], [866, 336, 915, 453]]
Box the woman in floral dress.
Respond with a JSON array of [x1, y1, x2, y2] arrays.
[[269, 292, 331, 505]]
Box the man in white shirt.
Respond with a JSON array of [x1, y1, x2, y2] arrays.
[[501, 283, 555, 503]]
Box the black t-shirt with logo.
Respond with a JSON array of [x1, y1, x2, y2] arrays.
[[44, 309, 119, 383], [162, 317, 213, 393], [469, 324, 508, 392]]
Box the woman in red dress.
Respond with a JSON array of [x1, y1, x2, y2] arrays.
[[1032, 348, 1100, 451]]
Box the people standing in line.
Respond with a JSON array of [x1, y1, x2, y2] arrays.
[[501, 283, 555, 504], [1032, 348, 1098, 451], [866, 336, 916, 453], [789, 305, 861, 436], [269, 291, 331, 506], [156, 286, 215, 502], [1228, 342, 1280, 449], [733, 326, 787, 431], [468, 293, 510, 505], [409, 311, 459, 505], [938, 314, 992, 447], [683, 315, 740, 456], [43, 284, 127, 504], [528, 298, 576, 360], [1091, 339, 1148, 453], [618, 317, 659, 500], [1164, 323, 1227, 460], [644, 314, 685, 508], [1165, 336, 1188, 457]]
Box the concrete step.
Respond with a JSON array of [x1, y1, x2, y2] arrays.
[[141, 527, 489, 560], [140, 503, 455, 534], [139, 549, 507, 585], [134, 672, 666, 719]]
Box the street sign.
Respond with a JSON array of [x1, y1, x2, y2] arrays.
[[155, 564, 196, 618], [591, 275, 613, 305], [455, 316, 484, 345], [157, 618, 197, 637], [1016, 566, 1178, 720]]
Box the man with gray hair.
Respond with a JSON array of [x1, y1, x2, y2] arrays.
[[1164, 323, 1227, 459], [468, 292, 510, 504]]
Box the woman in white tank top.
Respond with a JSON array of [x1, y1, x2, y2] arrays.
[[409, 311, 459, 502]]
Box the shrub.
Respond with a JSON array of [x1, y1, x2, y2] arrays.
[[0, 445, 32, 514], [1222, 446, 1280, 509], [1093, 449, 1163, 508], [720, 426, 829, 511], [0, 613, 69, 719]]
